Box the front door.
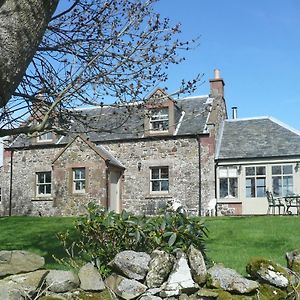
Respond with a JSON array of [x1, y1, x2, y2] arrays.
[[109, 170, 121, 213]]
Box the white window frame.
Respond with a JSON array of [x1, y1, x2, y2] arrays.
[[245, 166, 266, 198], [272, 164, 293, 197], [36, 172, 52, 196], [73, 168, 86, 193], [37, 131, 53, 142], [150, 166, 169, 193], [219, 167, 238, 199], [149, 108, 169, 132]]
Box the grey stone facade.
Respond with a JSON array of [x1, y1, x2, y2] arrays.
[[1, 134, 218, 216], [102, 137, 202, 215]]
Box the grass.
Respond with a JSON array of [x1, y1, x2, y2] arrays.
[[204, 215, 300, 274], [0, 216, 76, 269], [0, 215, 299, 274]]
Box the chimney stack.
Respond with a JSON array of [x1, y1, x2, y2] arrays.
[[209, 68, 225, 98], [232, 106, 238, 119]]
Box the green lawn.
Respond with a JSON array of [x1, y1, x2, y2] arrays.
[[205, 215, 300, 274], [0, 216, 76, 269], [0, 215, 299, 274]]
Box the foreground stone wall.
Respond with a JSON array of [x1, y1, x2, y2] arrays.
[[0, 248, 299, 299]]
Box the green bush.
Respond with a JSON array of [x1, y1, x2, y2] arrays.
[[57, 203, 208, 276]]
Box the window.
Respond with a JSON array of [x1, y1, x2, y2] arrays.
[[272, 165, 293, 197], [149, 108, 169, 131], [245, 166, 266, 197], [36, 172, 51, 196], [37, 131, 52, 142], [219, 167, 238, 198], [73, 168, 86, 193], [150, 167, 169, 193]]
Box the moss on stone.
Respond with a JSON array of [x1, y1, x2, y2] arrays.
[[39, 297, 64, 300], [246, 257, 289, 279], [76, 289, 113, 300], [254, 283, 287, 300]]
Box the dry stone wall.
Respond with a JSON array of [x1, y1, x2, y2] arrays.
[[0, 248, 299, 299]]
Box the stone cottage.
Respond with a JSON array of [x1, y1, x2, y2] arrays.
[[0, 71, 227, 216]]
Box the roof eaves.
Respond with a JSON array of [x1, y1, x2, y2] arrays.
[[225, 116, 270, 123]]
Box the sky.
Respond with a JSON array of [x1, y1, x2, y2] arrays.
[[153, 0, 300, 130]]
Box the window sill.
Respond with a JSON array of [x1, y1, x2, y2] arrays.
[[72, 192, 87, 196], [145, 193, 173, 199], [218, 198, 241, 203], [31, 197, 53, 201]]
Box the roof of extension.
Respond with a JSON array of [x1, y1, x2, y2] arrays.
[[10, 94, 214, 148], [216, 117, 300, 160]]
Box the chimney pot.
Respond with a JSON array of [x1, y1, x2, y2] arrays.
[[232, 107, 238, 119], [214, 69, 220, 79], [209, 69, 225, 98]]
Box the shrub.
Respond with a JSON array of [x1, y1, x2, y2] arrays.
[[56, 203, 208, 276]]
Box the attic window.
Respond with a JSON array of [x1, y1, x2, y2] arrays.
[[149, 108, 169, 131], [37, 131, 52, 142]]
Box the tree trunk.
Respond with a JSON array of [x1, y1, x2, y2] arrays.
[[0, 0, 59, 108]]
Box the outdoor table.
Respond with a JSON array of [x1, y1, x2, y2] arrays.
[[284, 195, 300, 215]]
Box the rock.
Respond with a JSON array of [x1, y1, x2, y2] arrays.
[[257, 283, 288, 300], [0, 250, 45, 276], [161, 251, 198, 296], [40, 293, 68, 300], [286, 249, 300, 273], [207, 264, 259, 294], [144, 288, 161, 296], [140, 295, 162, 300], [105, 273, 147, 300], [3, 270, 48, 297], [109, 250, 150, 281], [45, 270, 80, 293], [78, 262, 105, 291], [0, 281, 25, 300], [187, 245, 207, 285], [196, 288, 219, 298], [246, 257, 289, 288], [145, 250, 175, 288], [70, 289, 117, 300]]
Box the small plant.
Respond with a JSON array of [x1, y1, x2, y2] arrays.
[[56, 203, 208, 277]]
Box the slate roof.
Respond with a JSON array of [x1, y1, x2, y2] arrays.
[[10, 95, 213, 148], [216, 117, 300, 160]]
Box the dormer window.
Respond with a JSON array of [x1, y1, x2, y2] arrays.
[[150, 108, 169, 132], [37, 131, 53, 142]]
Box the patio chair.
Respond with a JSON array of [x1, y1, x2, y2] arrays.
[[266, 191, 285, 215]]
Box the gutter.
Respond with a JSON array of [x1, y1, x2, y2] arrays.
[[214, 160, 218, 216], [197, 135, 202, 216], [9, 149, 14, 216]]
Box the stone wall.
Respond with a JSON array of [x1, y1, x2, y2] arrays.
[[1, 138, 111, 216], [0, 248, 299, 299], [1, 147, 60, 216], [101, 137, 202, 215], [1, 134, 217, 216]]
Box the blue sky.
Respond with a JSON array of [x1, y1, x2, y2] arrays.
[[154, 0, 300, 130]]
